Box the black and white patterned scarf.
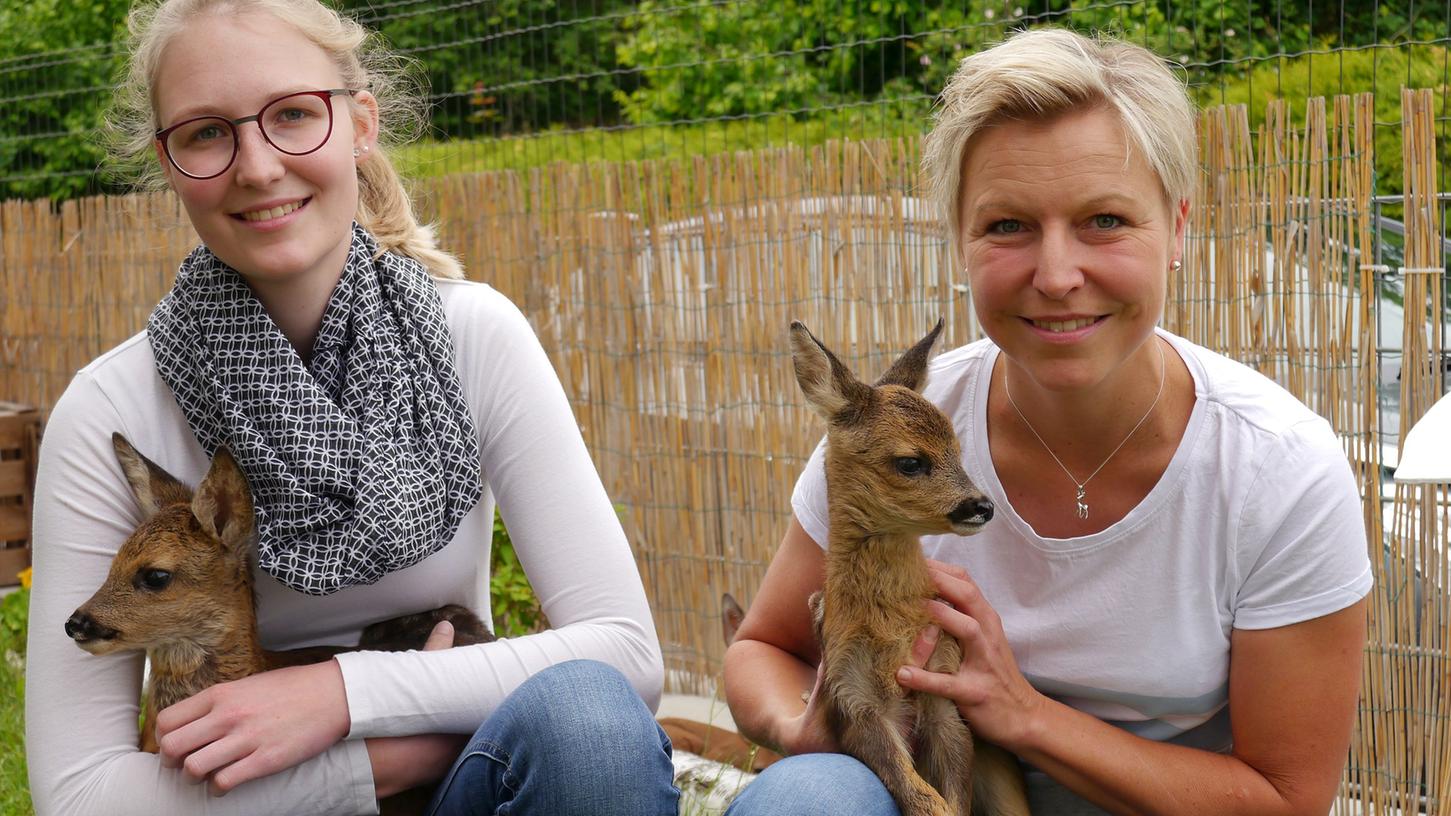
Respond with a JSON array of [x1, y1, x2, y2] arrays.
[[148, 223, 482, 596]]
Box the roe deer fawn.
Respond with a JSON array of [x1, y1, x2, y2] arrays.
[[789, 320, 1029, 816], [65, 433, 491, 755]]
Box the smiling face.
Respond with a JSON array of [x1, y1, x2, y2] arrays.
[[959, 105, 1188, 395], [151, 9, 376, 289]]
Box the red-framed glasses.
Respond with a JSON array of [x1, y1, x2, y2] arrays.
[[155, 89, 357, 180]]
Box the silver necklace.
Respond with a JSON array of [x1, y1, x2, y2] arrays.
[[1003, 339, 1167, 521]]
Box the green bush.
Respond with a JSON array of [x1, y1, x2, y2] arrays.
[[0, 587, 30, 815], [1207, 44, 1449, 197], [0, 589, 28, 658], [490, 511, 546, 637], [0, 0, 130, 201], [338, 0, 632, 139], [4, 0, 1447, 202]]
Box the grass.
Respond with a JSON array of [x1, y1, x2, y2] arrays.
[[395, 103, 930, 180], [0, 586, 30, 816]]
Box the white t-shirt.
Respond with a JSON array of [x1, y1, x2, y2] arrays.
[[26, 279, 663, 816], [792, 330, 1372, 750]]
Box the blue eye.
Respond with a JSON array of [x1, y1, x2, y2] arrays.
[[1092, 214, 1123, 229], [990, 220, 1022, 235]]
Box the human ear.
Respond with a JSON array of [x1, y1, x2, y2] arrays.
[[1169, 197, 1190, 264], [349, 91, 381, 159]]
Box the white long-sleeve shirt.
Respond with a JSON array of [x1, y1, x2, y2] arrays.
[[26, 279, 664, 815]]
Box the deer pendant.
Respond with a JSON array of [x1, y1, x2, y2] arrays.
[[1075, 486, 1089, 520]]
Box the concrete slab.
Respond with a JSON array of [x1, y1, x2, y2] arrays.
[[658, 692, 738, 732]]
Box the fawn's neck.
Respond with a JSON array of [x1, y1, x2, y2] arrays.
[[823, 507, 934, 608], [145, 590, 267, 713]]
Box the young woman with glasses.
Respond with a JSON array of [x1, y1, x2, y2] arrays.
[[25, 2, 677, 814]]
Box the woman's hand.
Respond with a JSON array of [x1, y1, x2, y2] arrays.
[[366, 620, 469, 798], [895, 559, 1044, 749], [778, 613, 947, 756], [155, 659, 351, 795], [775, 662, 842, 755]]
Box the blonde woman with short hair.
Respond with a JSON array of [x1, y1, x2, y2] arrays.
[[724, 28, 1370, 816], [26, 2, 677, 813]]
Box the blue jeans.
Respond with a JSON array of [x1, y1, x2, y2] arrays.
[[725, 753, 899, 815], [725, 753, 1111, 816], [426, 659, 680, 815]]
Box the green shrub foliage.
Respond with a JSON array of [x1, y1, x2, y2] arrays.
[[490, 510, 546, 637], [2, 0, 1446, 201]]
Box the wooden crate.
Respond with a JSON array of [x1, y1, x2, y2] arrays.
[[0, 402, 40, 586]]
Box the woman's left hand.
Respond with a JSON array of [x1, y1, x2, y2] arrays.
[[895, 559, 1043, 749], [154, 660, 352, 795]]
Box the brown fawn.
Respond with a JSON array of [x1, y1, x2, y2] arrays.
[[65, 433, 491, 754], [789, 320, 1029, 816]]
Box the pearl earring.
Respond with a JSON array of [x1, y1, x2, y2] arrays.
[[1170, 259, 1182, 272]]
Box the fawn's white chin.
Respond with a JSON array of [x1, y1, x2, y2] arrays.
[[74, 639, 124, 656], [951, 521, 988, 536]]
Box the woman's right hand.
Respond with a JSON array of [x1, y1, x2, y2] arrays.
[[155, 659, 352, 795], [367, 620, 469, 798]]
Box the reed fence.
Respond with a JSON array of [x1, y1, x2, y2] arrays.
[[1, 93, 1447, 810]]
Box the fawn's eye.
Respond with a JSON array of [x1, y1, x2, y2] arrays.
[[894, 457, 927, 477], [137, 569, 172, 592]]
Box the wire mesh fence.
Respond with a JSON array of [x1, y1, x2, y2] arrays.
[[3, 1, 1451, 199], [3, 0, 1451, 811], [3, 88, 1449, 810]]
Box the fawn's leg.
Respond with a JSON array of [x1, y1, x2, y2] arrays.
[[970, 739, 1031, 816], [913, 637, 974, 815], [829, 653, 952, 816], [917, 631, 1031, 816], [805, 591, 826, 705]]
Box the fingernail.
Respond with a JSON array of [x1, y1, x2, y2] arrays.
[[925, 624, 940, 642], [897, 667, 912, 682]]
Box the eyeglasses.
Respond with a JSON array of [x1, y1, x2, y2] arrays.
[[155, 89, 357, 180]]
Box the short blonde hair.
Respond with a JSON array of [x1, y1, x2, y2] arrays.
[[107, 0, 463, 279], [922, 28, 1196, 259]]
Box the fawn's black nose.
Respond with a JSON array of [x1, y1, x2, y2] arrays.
[[949, 497, 994, 526], [65, 612, 117, 643]]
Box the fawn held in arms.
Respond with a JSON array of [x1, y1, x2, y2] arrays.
[[788, 320, 1029, 816], [64, 434, 491, 755]]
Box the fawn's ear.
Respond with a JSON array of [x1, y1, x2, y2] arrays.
[[874, 318, 944, 393], [112, 433, 193, 518], [721, 592, 746, 645], [789, 321, 870, 420], [192, 447, 256, 555]]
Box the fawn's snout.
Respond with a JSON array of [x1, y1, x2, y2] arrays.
[[64, 611, 118, 646], [948, 495, 994, 530], [66, 434, 257, 661], [790, 319, 994, 539]]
